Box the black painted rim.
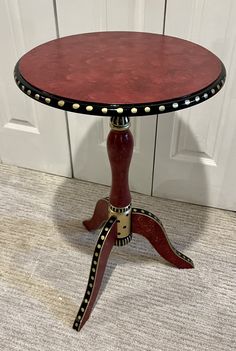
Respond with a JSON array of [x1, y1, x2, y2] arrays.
[[73, 215, 117, 331], [14, 61, 226, 117]]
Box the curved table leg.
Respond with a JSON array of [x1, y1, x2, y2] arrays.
[[73, 216, 117, 332], [132, 208, 194, 269], [83, 197, 109, 231]]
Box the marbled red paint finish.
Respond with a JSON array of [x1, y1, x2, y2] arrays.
[[132, 213, 193, 269], [83, 197, 109, 231], [107, 129, 134, 208], [79, 206, 193, 331], [18, 32, 223, 105]]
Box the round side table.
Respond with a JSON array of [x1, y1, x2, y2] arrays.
[[14, 31, 226, 332]]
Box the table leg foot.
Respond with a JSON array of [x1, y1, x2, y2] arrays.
[[73, 216, 117, 332], [83, 197, 109, 231], [132, 208, 194, 269]]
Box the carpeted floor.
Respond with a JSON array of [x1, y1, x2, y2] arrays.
[[0, 164, 235, 351]]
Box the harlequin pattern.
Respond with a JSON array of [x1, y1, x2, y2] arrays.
[[73, 215, 117, 331], [14, 62, 226, 118], [132, 208, 194, 266]]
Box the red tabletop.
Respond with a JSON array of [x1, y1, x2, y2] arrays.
[[14, 31, 226, 117]]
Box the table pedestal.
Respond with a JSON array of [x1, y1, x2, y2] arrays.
[[73, 116, 194, 332]]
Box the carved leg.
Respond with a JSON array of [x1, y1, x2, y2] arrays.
[[132, 208, 194, 269], [83, 197, 109, 231], [73, 216, 117, 331]]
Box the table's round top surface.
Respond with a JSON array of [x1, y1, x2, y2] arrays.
[[14, 31, 226, 117]]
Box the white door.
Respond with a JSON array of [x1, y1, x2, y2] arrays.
[[153, 0, 236, 210], [0, 0, 71, 177], [56, 0, 166, 195]]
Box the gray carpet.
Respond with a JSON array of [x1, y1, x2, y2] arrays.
[[0, 164, 235, 351]]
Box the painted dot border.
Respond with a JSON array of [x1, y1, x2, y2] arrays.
[[132, 208, 194, 267], [14, 61, 226, 117], [73, 215, 117, 331]]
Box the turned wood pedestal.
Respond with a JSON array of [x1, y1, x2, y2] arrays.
[[74, 116, 194, 331], [14, 31, 226, 332]]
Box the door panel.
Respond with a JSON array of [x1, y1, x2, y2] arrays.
[[153, 0, 236, 210], [0, 0, 71, 176], [56, 0, 165, 194]]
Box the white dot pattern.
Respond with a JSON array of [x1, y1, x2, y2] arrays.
[[73, 216, 117, 331], [15, 66, 226, 118], [102, 108, 108, 114], [117, 108, 123, 114], [58, 100, 65, 107]]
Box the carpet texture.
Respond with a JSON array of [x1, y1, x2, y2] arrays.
[[0, 164, 235, 351]]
